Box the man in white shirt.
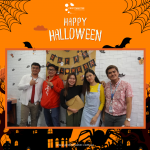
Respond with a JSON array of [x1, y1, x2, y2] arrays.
[[18, 62, 44, 126]]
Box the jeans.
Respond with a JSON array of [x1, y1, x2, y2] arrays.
[[44, 107, 60, 126]]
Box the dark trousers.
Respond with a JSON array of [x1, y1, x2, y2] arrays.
[[66, 108, 83, 126], [104, 112, 126, 127], [44, 107, 60, 126]]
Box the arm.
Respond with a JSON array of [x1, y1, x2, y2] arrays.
[[101, 81, 106, 88], [18, 75, 31, 90], [60, 89, 68, 109], [60, 89, 79, 113], [100, 85, 106, 122], [90, 85, 105, 125], [67, 107, 78, 113], [53, 79, 64, 94], [39, 80, 44, 102], [102, 103, 106, 122], [124, 83, 133, 127], [90, 109, 101, 125], [102, 86, 107, 121], [98, 85, 105, 111], [124, 97, 132, 127]]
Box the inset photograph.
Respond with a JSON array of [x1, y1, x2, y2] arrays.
[[6, 49, 145, 128]]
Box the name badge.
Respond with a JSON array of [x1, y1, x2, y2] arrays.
[[109, 105, 113, 113]]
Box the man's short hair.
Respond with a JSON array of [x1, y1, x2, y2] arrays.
[[47, 64, 58, 71], [106, 65, 119, 76], [31, 62, 41, 69]]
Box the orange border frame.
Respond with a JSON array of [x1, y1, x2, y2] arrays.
[[5, 48, 146, 129]]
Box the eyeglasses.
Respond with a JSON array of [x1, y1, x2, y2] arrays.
[[48, 69, 55, 72], [32, 67, 39, 70]]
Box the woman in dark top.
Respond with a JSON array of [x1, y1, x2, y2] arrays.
[[60, 73, 83, 126]]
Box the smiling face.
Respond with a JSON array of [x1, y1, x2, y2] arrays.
[[68, 75, 76, 87], [107, 68, 119, 81], [85, 72, 95, 84], [31, 65, 40, 75], [47, 66, 56, 77]]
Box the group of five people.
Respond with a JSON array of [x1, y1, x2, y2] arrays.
[[18, 62, 133, 127]]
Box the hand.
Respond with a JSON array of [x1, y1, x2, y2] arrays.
[[101, 81, 106, 87], [90, 115, 98, 125], [102, 113, 105, 122], [37, 101, 40, 105], [124, 120, 130, 127], [71, 108, 78, 113], [30, 79, 38, 86], [46, 81, 53, 87], [80, 75, 84, 81]]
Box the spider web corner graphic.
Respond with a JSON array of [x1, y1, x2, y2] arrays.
[[0, 0, 30, 32], [123, 0, 150, 33]]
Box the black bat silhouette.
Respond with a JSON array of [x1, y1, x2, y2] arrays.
[[138, 57, 144, 60], [23, 41, 33, 48], [26, 65, 30, 68], [12, 83, 15, 85], [18, 58, 21, 61], [103, 37, 131, 48], [41, 65, 46, 68], [12, 68, 15, 71], [119, 73, 125, 77], [99, 50, 105, 53]]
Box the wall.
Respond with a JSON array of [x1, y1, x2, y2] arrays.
[[7, 50, 46, 126], [46, 50, 96, 85], [7, 50, 144, 127], [95, 50, 144, 127]]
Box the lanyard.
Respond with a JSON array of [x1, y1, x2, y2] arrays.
[[110, 80, 121, 100]]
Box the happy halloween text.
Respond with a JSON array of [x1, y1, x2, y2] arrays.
[[49, 18, 102, 41]]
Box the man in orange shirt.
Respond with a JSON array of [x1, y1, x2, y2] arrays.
[[41, 64, 64, 126]]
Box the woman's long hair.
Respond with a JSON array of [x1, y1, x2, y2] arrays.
[[64, 73, 77, 97], [82, 69, 101, 96]]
